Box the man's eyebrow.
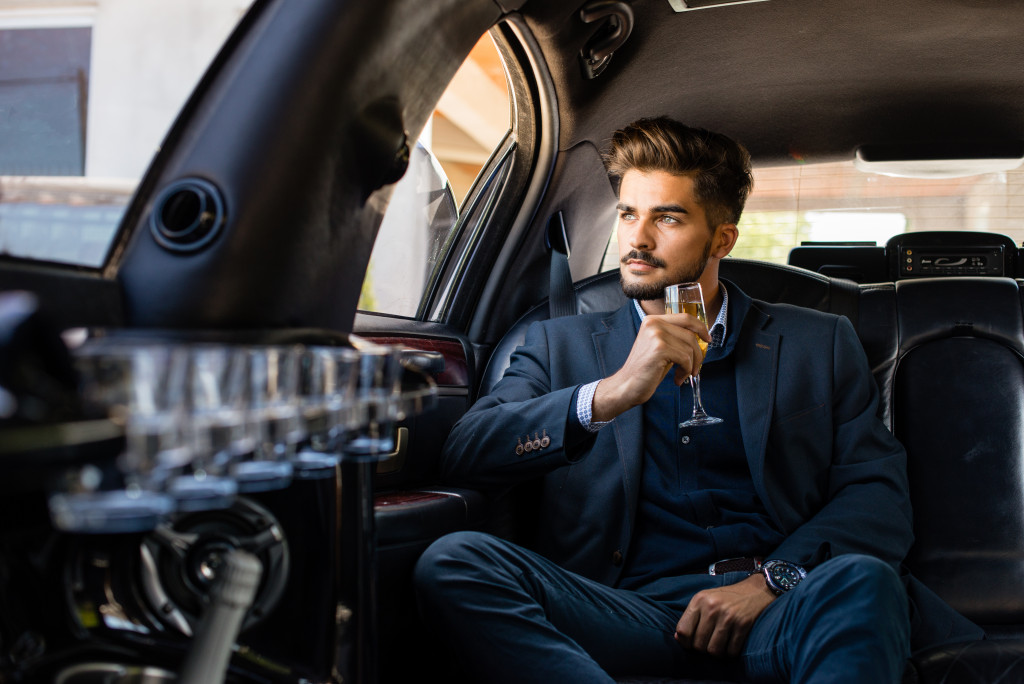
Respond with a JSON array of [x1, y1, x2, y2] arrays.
[[615, 203, 689, 213], [652, 204, 688, 214]]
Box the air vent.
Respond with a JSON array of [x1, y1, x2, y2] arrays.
[[667, 0, 769, 11], [149, 178, 226, 253]]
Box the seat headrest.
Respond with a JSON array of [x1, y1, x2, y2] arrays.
[[896, 277, 1024, 354]]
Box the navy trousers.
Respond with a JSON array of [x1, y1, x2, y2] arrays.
[[414, 531, 910, 683]]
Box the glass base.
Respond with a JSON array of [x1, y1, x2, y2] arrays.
[[168, 475, 238, 512], [232, 460, 294, 493], [49, 490, 175, 533], [679, 414, 724, 428], [292, 449, 339, 479], [340, 436, 395, 463]]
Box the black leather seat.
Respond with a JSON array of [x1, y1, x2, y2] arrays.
[[888, 277, 1024, 683], [475, 257, 1024, 683]]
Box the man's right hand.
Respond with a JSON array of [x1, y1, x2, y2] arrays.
[[591, 312, 710, 422]]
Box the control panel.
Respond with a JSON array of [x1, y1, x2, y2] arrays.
[[895, 245, 1007, 278]]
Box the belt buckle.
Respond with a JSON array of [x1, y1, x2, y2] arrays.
[[708, 557, 763, 576]]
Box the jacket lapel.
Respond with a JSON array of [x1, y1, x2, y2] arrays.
[[734, 301, 780, 515], [593, 304, 644, 520], [588, 296, 784, 528]]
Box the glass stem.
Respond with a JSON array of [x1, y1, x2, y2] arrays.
[[689, 373, 709, 419]]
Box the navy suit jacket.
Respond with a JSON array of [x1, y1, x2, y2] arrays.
[[441, 282, 982, 650]]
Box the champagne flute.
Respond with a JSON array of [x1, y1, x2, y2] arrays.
[[232, 345, 301, 492], [51, 343, 182, 532], [171, 344, 245, 512], [292, 346, 358, 476], [341, 345, 403, 462], [665, 282, 723, 427]]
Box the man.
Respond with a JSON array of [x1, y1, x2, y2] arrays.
[[415, 117, 980, 683]]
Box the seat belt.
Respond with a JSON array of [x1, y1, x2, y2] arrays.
[[547, 211, 577, 318]]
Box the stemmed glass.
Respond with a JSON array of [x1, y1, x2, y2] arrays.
[[171, 345, 246, 511], [342, 345, 404, 462], [292, 345, 359, 476], [665, 283, 722, 427], [51, 344, 183, 532], [233, 345, 301, 492]]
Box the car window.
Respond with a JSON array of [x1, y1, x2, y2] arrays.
[[0, 1, 253, 269], [602, 161, 1024, 269], [358, 32, 512, 318]]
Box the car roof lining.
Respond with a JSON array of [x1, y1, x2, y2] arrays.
[[522, 0, 1024, 166]]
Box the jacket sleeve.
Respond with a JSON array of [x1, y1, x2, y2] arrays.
[[767, 315, 914, 569], [439, 320, 595, 489]]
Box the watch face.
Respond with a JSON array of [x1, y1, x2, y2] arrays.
[[766, 561, 806, 593]]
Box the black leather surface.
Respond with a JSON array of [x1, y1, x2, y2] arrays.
[[912, 640, 1024, 684], [898, 335, 1024, 622], [891, 278, 1024, 625], [478, 269, 625, 397], [895, 277, 1024, 352]]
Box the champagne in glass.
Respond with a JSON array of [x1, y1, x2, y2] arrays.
[[664, 283, 723, 427]]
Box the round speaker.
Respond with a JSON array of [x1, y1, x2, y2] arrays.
[[139, 498, 289, 636]]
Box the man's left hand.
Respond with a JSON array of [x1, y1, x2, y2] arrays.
[[674, 572, 775, 658]]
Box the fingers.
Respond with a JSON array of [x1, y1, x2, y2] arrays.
[[674, 605, 697, 650], [675, 583, 768, 659], [676, 601, 729, 657], [594, 314, 710, 419], [640, 316, 706, 374], [662, 311, 712, 345], [651, 317, 706, 383]]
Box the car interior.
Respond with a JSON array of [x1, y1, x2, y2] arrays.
[[2, 0, 1024, 682]]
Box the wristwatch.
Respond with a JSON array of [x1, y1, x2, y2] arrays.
[[761, 559, 807, 595]]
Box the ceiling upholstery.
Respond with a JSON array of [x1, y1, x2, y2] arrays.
[[520, 0, 1024, 166]]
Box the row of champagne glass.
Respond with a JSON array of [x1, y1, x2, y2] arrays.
[[49, 341, 410, 533]]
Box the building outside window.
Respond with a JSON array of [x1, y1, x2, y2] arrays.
[[0, 0, 251, 268]]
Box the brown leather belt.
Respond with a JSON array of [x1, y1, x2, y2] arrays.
[[707, 557, 763, 576]]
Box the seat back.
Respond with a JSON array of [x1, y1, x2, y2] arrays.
[[478, 269, 626, 397], [890, 277, 1024, 627]]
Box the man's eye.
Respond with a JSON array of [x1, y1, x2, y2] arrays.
[[660, 215, 679, 224], [620, 212, 636, 221]]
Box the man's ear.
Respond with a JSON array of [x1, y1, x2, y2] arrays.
[[712, 223, 739, 258]]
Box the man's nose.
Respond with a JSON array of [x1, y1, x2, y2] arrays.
[[628, 218, 656, 250]]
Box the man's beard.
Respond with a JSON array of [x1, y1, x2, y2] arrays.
[[619, 238, 714, 301]]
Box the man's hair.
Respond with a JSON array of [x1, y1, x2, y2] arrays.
[[603, 116, 754, 229]]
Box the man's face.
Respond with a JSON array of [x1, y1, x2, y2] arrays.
[[616, 169, 716, 300]]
